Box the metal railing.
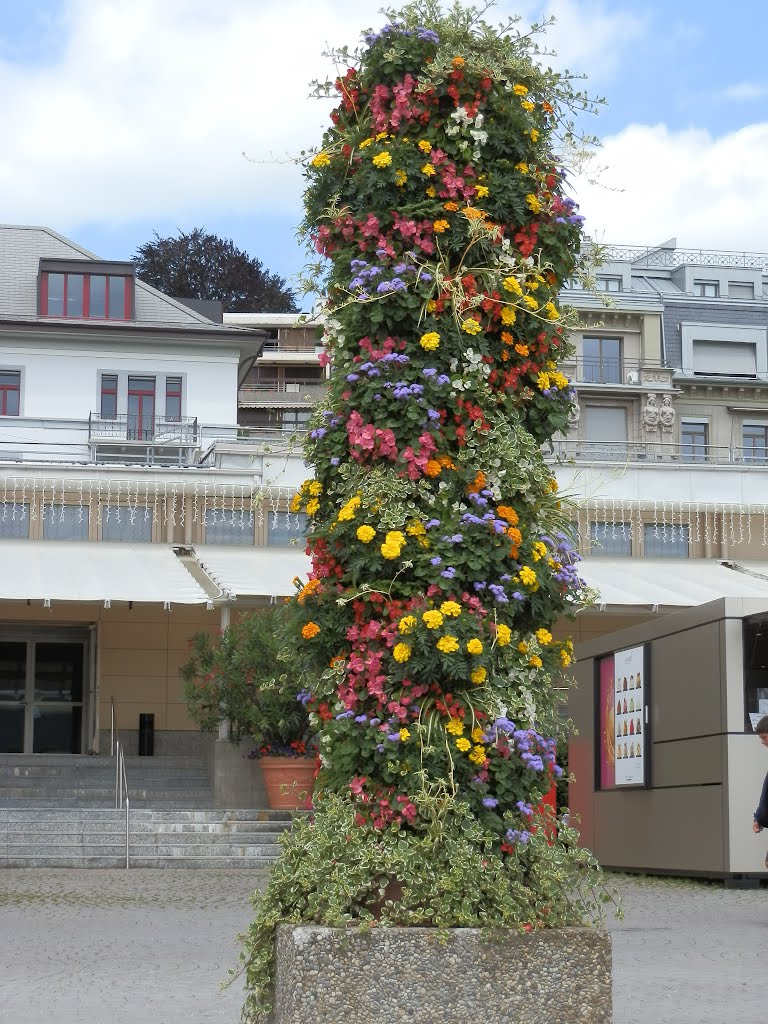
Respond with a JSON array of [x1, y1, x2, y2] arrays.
[[110, 699, 130, 870], [585, 243, 768, 273], [549, 439, 768, 465], [89, 413, 199, 445], [561, 356, 673, 386]]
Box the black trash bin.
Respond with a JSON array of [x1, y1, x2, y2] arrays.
[[138, 713, 155, 756]]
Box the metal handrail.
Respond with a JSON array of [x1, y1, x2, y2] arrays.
[[110, 699, 130, 870]]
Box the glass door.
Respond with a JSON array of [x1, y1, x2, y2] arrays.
[[0, 635, 86, 753], [127, 376, 156, 441]]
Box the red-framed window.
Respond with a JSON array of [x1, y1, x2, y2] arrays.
[[165, 377, 183, 421], [40, 272, 132, 320], [100, 374, 118, 420], [127, 376, 156, 440], [0, 371, 21, 416]]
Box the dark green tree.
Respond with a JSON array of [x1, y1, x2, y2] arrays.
[[132, 228, 298, 312]]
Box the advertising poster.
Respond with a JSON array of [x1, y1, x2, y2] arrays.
[[614, 645, 646, 787], [598, 655, 615, 789]]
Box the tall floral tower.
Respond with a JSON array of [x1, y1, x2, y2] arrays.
[[242, 7, 606, 1014]]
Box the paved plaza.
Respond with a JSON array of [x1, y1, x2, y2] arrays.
[[0, 869, 766, 1023]]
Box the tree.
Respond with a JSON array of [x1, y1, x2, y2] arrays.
[[132, 228, 298, 312]]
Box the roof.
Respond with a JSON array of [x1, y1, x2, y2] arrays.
[[0, 225, 235, 332], [0, 540, 211, 606], [580, 557, 768, 611]]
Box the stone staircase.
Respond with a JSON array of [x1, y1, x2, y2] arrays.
[[0, 754, 292, 868]]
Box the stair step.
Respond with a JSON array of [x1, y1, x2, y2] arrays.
[[0, 855, 275, 869]]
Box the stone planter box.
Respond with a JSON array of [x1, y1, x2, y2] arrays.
[[268, 924, 611, 1023]]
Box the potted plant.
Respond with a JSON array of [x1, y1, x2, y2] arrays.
[[181, 602, 316, 809]]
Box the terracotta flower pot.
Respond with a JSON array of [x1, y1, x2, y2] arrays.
[[259, 756, 315, 810]]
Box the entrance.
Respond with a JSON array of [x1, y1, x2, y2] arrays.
[[0, 630, 89, 753]]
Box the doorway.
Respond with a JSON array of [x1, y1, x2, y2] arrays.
[[0, 629, 89, 753]]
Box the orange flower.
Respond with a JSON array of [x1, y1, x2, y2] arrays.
[[424, 459, 442, 478], [541, 101, 554, 114], [469, 471, 486, 493], [452, 55, 465, 67], [501, 331, 514, 345], [437, 454, 457, 469], [297, 579, 321, 604], [462, 207, 486, 221], [507, 527, 522, 546], [514, 343, 529, 356], [433, 219, 450, 233], [496, 505, 519, 525], [329, 655, 345, 669], [302, 622, 320, 639], [443, 201, 459, 212]]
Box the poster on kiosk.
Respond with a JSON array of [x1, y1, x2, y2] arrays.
[[613, 645, 646, 787]]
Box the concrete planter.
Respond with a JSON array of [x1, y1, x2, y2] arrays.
[[268, 924, 611, 1024]]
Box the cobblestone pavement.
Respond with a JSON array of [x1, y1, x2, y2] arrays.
[[0, 869, 766, 1023]]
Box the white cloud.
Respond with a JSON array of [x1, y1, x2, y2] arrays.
[[720, 82, 768, 101], [0, 0, 646, 232], [572, 122, 768, 252]]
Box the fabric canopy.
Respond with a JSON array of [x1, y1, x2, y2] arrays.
[[193, 545, 312, 600], [579, 558, 768, 610], [0, 540, 211, 605]]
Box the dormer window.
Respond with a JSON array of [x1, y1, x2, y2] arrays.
[[39, 259, 134, 320], [596, 276, 622, 293]]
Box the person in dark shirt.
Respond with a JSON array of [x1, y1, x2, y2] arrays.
[[752, 716, 768, 868]]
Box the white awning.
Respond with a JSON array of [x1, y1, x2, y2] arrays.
[[579, 557, 768, 610], [0, 541, 211, 606], [193, 545, 312, 600]]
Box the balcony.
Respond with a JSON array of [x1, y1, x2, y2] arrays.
[[238, 380, 329, 408], [562, 356, 675, 389], [549, 439, 768, 465], [88, 413, 199, 444]]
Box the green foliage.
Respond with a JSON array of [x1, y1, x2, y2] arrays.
[[180, 604, 311, 747]]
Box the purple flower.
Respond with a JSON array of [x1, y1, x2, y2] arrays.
[[354, 714, 368, 723], [387, 732, 401, 742], [422, 367, 437, 378], [376, 743, 385, 753], [330, 457, 340, 466], [430, 556, 443, 566], [346, 373, 360, 382], [425, 519, 441, 528], [516, 801, 534, 818], [482, 797, 498, 809], [297, 690, 312, 705], [440, 567, 456, 579], [427, 408, 441, 420], [436, 374, 450, 386], [336, 710, 354, 719]]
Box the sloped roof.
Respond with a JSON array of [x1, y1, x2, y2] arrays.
[[0, 224, 233, 332]]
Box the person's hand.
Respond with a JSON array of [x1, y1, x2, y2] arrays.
[[753, 821, 762, 834]]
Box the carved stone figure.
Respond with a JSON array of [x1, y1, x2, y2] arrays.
[[567, 393, 581, 430], [660, 394, 676, 436], [642, 393, 660, 436]]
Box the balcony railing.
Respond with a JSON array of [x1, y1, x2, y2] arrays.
[[238, 380, 329, 406], [561, 357, 674, 386], [88, 413, 199, 445], [549, 439, 768, 465], [585, 243, 768, 273]]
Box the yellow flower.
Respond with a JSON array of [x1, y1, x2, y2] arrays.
[[521, 100, 535, 112], [372, 151, 392, 168], [522, 295, 538, 310], [560, 650, 572, 667], [418, 139, 432, 152], [469, 744, 487, 765], [545, 301, 560, 321], [425, 299, 437, 313], [421, 163, 436, 176], [532, 541, 547, 561], [529, 128, 540, 142], [471, 727, 485, 743], [422, 610, 444, 630], [306, 498, 320, 517], [433, 219, 450, 233], [518, 641, 529, 654], [536, 372, 551, 391], [290, 493, 302, 512], [357, 525, 376, 543], [393, 643, 411, 664], [502, 276, 523, 296], [337, 496, 361, 521], [536, 628, 553, 646], [420, 331, 441, 351], [475, 184, 489, 198], [446, 719, 464, 736], [437, 635, 460, 654], [395, 168, 408, 186], [308, 481, 323, 496], [513, 84, 529, 96], [529, 655, 543, 668], [461, 318, 482, 335], [526, 194, 542, 214], [440, 600, 462, 617], [456, 737, 471, 752], [496, 624, 511, 647], [425, 185, 436, 197], [500, 307, 517, 325], [302, 622, 320, 639], [399, 728, 411, 742], [470, 667, 487, 685], [519, 566, 537, 587], [406, 520, 426, 537], [551, 371, 569, 389], [398, 615, 417, 635], [381, 530, 406, 560], [358, 138, 373, 149], [466, 638, 483, 655], [515, 162, 529, 173], [376, 131, 388, 140], [311, 151, 331, 167]]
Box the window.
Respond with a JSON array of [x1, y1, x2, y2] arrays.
[[100, 375, 118, 420], [0, 502, 29, 538], [165, 377, 183, 421], [584, 405, 627, 460], [643, 524, 689, 558], [282, 410, 311, 432], [596, 276, 622, 293], [127, 377, 156, 440], [41, 271, 132, 319], [729, 281, 755, 300], [267, 513, 308, 547], [581, 337, 622, 384], [589, 522, 632, 557], [42, 505, 89, 541], [692, 340, 756, 378], [681, 421, 708, 463], [693, 280, 719, 298], [742, 425, 768, 463], [101, 509, 153, 542], [0, 371, 20, 416], [204, 508, 255, 545]]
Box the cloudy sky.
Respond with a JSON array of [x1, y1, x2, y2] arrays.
[[1, 0, 766, 307]]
